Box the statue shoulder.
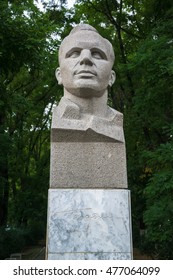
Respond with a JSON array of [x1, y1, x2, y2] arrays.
[[53, 97, 80, 120], [107, 106, 123, 127]]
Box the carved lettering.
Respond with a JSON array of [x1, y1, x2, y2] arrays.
[[55, 208, 113, 220]]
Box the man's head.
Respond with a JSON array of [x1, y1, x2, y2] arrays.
[[56, 24, 116, 98]]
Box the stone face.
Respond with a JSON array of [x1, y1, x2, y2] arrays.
[[46, 189, 133, 260], [56, 26, 115, 99]]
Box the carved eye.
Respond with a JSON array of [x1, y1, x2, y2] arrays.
[[91, 49, 107, 60], [67, 50, 81, 58], [91, 51, 103, 59]]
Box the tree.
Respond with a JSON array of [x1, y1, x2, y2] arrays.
[[128, 17, 173, 258], [0, 0, 63, 230]]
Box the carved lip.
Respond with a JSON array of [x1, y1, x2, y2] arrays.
[[75, 70, 97, 76]]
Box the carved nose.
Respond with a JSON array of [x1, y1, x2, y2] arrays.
[[80, 50, 93, 65]]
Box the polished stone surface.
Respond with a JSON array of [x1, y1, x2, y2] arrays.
[[48, 252, 132, 260], [46, 189, 132, 260]]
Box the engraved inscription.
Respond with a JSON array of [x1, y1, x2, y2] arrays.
[[54, 208, 113, 220]]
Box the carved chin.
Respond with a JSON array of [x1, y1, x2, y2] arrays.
[[65, 86, 106, 98]]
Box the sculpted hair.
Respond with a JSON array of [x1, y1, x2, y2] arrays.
[[58, 24, 115, 66], [70, 24, 98, 34]]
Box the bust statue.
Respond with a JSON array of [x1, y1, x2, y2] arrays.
[[53, 24, 124, 142], [47, 27, 131, 262]]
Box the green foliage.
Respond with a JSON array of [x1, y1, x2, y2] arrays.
[[126, 16, 173, 258], [0, 0, 63, 233], [0, 221, 46, 259], [0, 227, 26, 259], [142, 140, 173, 259]]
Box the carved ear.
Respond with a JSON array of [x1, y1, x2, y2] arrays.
[[55, 67, 62, 85], [108, 70, 116, 87]]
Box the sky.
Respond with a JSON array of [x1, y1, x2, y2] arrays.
[[35, 0, 76, 9], [67, 0, 76, 8]]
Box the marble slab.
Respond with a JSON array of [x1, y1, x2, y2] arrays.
[[46, 189, 133, 260], [48, 252, 132, 260]]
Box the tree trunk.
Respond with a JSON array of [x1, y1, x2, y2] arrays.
[[0, 156, 9, 227]]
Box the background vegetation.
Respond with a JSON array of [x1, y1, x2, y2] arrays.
[[0, 0, 173, 259]]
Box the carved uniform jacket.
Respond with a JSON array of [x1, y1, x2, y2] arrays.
[[51, 97, 125, 143]]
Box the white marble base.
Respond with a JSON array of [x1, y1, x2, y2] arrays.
[[46, 189, 133, 260], [48, 253, 132, 260]]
